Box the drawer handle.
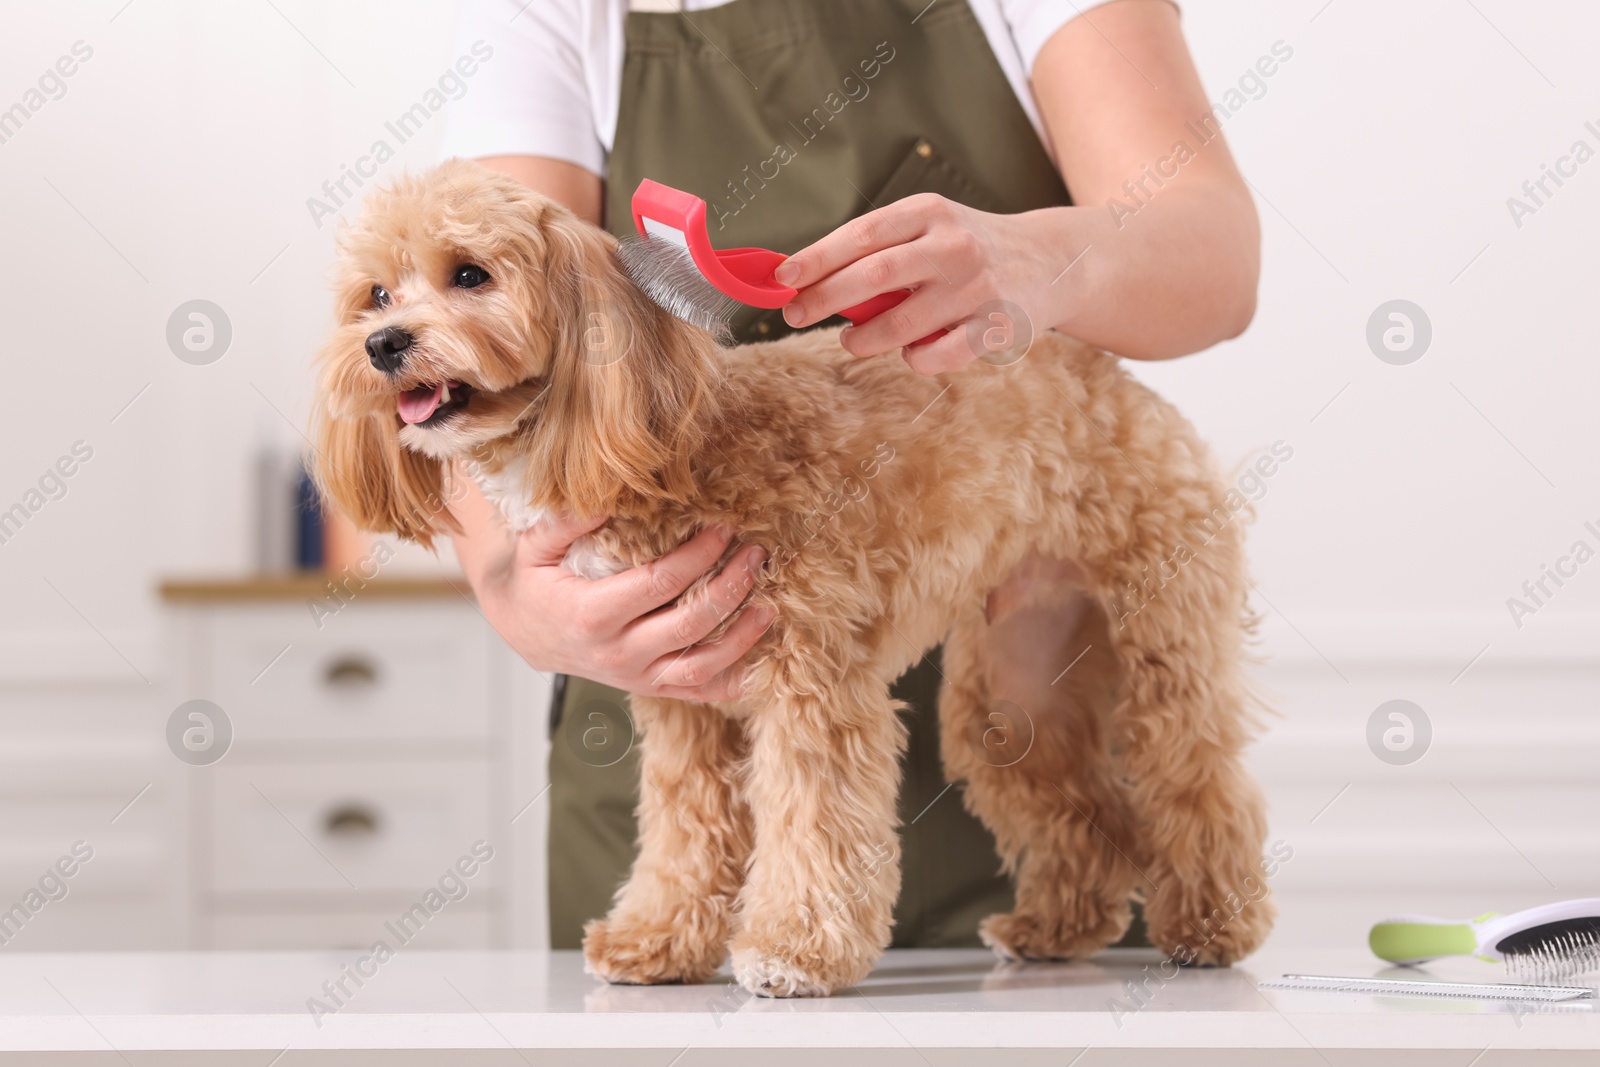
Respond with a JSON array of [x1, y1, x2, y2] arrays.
[[323, 804, 381, 837], [323, 656, 379, 688]]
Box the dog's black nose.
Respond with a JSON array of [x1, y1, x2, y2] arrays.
[[365, 327, 413, 372]]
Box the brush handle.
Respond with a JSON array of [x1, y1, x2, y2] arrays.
[[631, 181, 952, 345], [838, 290, 947, 347], [1369, 919, 1483, 965]]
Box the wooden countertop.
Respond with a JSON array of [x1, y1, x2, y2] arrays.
[[159, 575, 470, 602]]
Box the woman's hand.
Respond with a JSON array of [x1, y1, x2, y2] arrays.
[[774, 194, 1067, 376], [458, 500, 774, 703], [772, 1, 1263, 370]]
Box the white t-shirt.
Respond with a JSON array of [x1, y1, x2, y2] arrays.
[[441, 0, 1133, 176]]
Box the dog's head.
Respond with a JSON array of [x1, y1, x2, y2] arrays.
[[312, 160, 715, 546]]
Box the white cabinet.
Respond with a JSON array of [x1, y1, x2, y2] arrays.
[[206, 760, 493, 895], [203, 604, 495, 742], [162, 578, 551, 951]]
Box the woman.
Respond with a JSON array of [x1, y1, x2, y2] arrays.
[[441, 0, 1258, 949]]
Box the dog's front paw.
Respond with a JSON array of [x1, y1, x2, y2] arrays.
[[1144, 884, 1275, 967], [583, 915, 726, 986], [979, 898, 1131, 962], [728, 930, 876, 998]]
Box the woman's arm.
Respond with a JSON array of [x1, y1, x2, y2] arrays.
[[775, 0, 1259, 369], [474, 155, 605, 225], [1031, 0, 1260, 351], [448, 154, 773, 701]]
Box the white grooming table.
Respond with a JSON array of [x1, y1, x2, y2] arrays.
[[0, 947, 1592, 1065]]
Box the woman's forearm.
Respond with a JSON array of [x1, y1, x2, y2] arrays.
[[1027, 181, 1260, 361], [1028, 0, 1262, 360]]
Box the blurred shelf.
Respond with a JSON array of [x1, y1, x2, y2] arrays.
[[158, 575, 469, 602]]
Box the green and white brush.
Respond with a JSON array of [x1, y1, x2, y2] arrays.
[[1370, 898, 1600, 982]]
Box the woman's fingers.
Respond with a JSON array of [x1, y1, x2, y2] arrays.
[[646, 601, 777, 696], [774, 194, 942, 290], [838, 282, 969, 358], [782, 243, 936, 330], [626, 543, 767, 656], [599, 525, 735, 624], [776, 195, 991, 354], [482, 511, 778, 697], [903, 294, 1037, 374], [516, 511, 609, 569], [902, 327, 986, 376]]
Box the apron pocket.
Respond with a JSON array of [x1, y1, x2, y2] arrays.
[[869, 137, 1006, 215]]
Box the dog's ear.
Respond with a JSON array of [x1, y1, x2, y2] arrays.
[[311, 402, 455, 549], [529, 208, 716, 517]]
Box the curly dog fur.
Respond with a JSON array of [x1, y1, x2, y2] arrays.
[[312, 160, 1275, 998]]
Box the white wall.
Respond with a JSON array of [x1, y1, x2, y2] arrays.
[[0, 0, 1596, 947], [1, 0, 467, 682], [1147, 0, 1600, 655], [1140, 0, 1600, 942]]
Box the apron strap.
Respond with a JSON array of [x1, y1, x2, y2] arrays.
[[629, 0, 684, 11]]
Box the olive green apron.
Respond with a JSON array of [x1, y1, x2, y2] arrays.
[[550, 0, 1141, 951]]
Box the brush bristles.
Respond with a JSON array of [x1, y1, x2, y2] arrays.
[[616, 237, 740, 343], [1505, 929, 1600, 983]]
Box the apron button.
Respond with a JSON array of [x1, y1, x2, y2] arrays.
[[756, 320, 771, 335], [916, 140, 933, 159]]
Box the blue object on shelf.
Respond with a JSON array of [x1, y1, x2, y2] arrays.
[[294, 464, 324, 571]]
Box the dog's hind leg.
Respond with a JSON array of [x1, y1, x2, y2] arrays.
[[1095, 516, 1274, 967], [728, 670, 905, 997], [583, 696, 750, 985], [941, 560, 1142, 960]]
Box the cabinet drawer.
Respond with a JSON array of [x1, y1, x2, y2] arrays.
[[206, 602, 492, 741], [206, 907, 493, 950], [207, 761, 495, 896]]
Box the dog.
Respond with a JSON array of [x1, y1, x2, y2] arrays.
[[312, 160, 1274, 998]]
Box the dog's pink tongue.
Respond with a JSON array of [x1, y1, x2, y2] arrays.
[[398, 383, 445, 424]]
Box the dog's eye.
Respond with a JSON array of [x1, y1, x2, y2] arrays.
[[371, 284, 391, 309], [452, 265, 490, 289]]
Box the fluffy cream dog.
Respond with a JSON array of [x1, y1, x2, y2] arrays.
[[313, 160, 1274, 997]]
